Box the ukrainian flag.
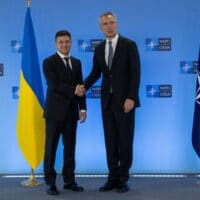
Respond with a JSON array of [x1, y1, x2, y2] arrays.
[[16, 7, 45, 170]]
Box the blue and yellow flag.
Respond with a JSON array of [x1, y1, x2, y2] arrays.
[[192, 48, 200, 158], [16, 7, 45, 170]]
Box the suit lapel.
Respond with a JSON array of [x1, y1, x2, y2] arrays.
[[54, 53, 65, 69], [69, 57, 75, 84], [111, 36, 122, 69], [54, 53, 74, 84]]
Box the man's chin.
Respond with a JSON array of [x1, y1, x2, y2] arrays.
[[60, 50, 69, 55], [106, 33, 116, 39]]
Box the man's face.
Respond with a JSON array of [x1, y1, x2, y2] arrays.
[[56, 35, 71, 56], [100, 14, 117, 39]]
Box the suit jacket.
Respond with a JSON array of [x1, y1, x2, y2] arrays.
[[43, 53, 86, 121], [84, 35, 140, 110]]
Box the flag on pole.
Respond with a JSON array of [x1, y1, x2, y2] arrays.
[[192, 48, 200, 158], [16, 7, 45, 170]]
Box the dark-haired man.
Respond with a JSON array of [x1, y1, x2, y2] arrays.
[[43, 30, 86, 195]]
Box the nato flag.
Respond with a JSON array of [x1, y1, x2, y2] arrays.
[[192, 48, 200, 158]]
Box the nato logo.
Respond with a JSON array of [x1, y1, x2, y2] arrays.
[[147, 85, 172, 97], [78, 40, 91, 52], [180, 61, 197, 74], [11, 40, 23, 53], [78, 39, 103, 52], [86, 86, 101, 98], [145, 38, 158, 51], [12, 86, 19, 99], [0, 64, 3, 76], [145, 38, 171, 51]]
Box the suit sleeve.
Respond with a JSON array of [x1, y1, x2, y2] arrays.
[[84, 50, 101, 90], [127, 41, 140, 102], [76, 61, 87, 110]]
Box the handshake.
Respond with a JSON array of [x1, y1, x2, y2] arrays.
[[75, 84, 86, 97]]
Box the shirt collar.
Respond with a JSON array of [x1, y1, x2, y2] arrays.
[[106, 33, 119, 44], [57, 50, 70, 59]]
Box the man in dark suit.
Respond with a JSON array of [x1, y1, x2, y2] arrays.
[[43, 30, 86, 195], [77, 11, 140, 193]]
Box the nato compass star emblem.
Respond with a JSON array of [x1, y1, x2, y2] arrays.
[[196, 71, 200, 104], [145, 38, 158, 51], [78, 40, 90, 52], [80, 41, 88, 50], [11, 40, 23, 53]]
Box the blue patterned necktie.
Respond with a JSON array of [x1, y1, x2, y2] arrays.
[[108, 41, 113, 70]]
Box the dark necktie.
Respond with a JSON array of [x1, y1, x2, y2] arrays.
[[108, 41, 113, 70], [64, 57, 72, 71], [64, 57, 73, 84]]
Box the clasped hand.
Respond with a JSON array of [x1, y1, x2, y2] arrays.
[[75, 84, 86, 97]]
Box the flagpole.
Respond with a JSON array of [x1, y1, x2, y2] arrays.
[[27, 0, 30, 7], [20, 0, 44, 187], [21, 168, 43, 187]]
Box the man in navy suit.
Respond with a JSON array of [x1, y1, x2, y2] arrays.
[[77, 12, 140, 193], [43, 30, 86, 195]]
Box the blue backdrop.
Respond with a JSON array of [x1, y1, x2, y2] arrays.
[[0, 0, 200, 174]]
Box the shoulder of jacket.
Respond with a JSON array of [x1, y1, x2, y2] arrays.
[[119, 35, 135, 44], [70, 56, 80, 62], [43, 53, 58, 63]]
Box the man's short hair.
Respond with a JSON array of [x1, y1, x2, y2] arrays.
[[98, 11, 117, 24], [55, 30, 71, 41]]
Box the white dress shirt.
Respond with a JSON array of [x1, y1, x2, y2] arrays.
[[105, 33, 119, 66], [57, 50, 72, 69]]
